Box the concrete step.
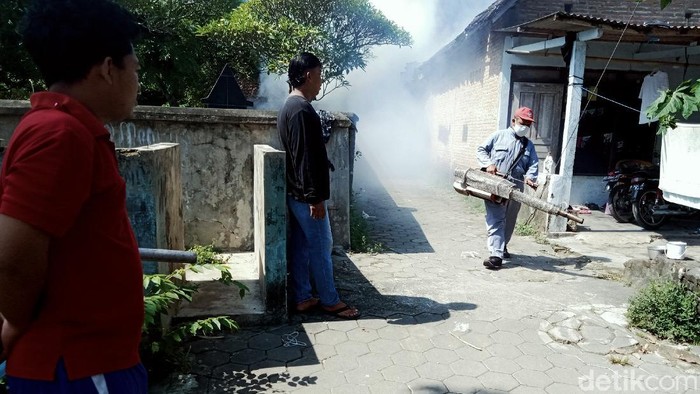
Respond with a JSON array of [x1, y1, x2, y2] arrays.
[[176, 252, 266, 326]]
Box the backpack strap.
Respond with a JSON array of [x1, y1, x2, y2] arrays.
[[506, 136, 529, 178]]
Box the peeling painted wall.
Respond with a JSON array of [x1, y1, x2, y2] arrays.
[[0, 102, 356, 251]]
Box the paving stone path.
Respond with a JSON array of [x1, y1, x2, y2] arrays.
[[155, 175, 700, 394]]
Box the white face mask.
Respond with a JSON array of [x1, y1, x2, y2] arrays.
[[514, 124, 529, 137]]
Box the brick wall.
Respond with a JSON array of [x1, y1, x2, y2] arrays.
[[427, 26, 506, 172]]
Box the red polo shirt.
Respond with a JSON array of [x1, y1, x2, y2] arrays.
[[0, 92, 144, 380]]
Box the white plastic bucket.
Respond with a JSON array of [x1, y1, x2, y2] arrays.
[[666, 241, 687, 260]]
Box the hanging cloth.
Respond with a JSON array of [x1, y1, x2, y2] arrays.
[[638, 70, 669, 124]]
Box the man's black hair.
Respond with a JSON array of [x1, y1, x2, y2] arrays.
[[19, 0, 140, 87], [287, 52, 322, 92]]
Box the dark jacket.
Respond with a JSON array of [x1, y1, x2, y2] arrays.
[[277, 95, 330, 204]]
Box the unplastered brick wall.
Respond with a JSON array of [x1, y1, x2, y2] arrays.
[[514, 0, 700, 26], [427, 26, 505, 172]]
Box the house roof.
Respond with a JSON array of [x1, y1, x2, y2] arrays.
[[497, 12, 700, 45]]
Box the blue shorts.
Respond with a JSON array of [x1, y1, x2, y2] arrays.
[[7, 360, 147, 394]]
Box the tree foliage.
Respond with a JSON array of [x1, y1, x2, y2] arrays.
[[1, 0, 410, 105], [199, 0, 412, 99]]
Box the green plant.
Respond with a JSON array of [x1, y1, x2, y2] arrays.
[[515, 222, 537, 236], [462, 196, 486, 214], [142, 244, 248, 378], [627, 280, 700, 344], [349, 194, 384, 254]]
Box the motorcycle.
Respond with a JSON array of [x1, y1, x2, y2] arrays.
[[604, 160, 658, 223], [631, 175, 698, 230]]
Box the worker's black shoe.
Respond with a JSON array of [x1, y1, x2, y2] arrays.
[[503, 247, 511, 259], [483, 256, 503, 269]]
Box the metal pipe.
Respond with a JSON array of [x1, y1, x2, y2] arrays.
[[139, 248, 197, 263]]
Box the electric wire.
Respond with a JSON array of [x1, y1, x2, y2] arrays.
[[550, 0, 642, 172]]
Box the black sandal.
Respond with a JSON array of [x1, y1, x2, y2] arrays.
[[323, 305, 361, 320]]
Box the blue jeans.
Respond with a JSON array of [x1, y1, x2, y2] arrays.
[[287, 196, 340, 307], [7, 360, 147, 393]]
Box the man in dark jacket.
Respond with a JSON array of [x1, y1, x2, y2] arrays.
[[277, 52, 360, 319]]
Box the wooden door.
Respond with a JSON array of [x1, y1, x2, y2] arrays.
[[512, 82, 564, 169]]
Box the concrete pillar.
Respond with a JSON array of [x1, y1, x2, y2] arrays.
[[117, 143, 184, 274], [326, 124, 352, 250], [253, 145, 287, 318], [548, 41, 586, 233]]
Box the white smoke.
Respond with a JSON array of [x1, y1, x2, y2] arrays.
[[258, 0, 496, 183]]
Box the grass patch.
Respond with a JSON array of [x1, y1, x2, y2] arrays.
[[515, 222, 549, 244], [608, 355, 632, 366], [627, 280, 700, 344], [349, 195, 384, 254]]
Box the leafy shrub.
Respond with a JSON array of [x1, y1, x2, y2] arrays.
[[627, 280, 700, 344], [142, 245, 248, 379]]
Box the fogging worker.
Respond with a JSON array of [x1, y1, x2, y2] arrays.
[[277, 52, 360, 320], [476, 107, 539, 269], [0, 0, 147, 391]]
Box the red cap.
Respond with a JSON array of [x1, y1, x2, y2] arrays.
[[514, 107, 535, 122]]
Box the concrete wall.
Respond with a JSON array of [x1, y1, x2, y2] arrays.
[[0, 101, 356, 251], [253, 145, 287, 319], [117, 143, 184, 274]]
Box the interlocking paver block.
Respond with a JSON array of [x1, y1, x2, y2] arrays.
[[392, 350, 427, 367], [546, 353, 586, 370], [357, 353, 393, 371], [248, 332, 282, 350], [266, 346, 303, 362], [416, 361, 455, 380], [358, 319, 387, 330], [430, 333, 466, 350], [546, 366, 584, 385], [483, 356, 522, 374], [468, 321, 499, 335], [407, 378, 448, 393], [424, 347, 460, 364], [513, 369, 555, 388], [518, 342, 555, 357], [369, 381, 411, 394], [545, 382, 586, 394], [494, 318, 532, 333], [461, 332, 495, 349], [197, 350, 231, 368], [382, 365, 419, 383], [344, 367, 385, 386], [304, 321, 329, 335], [514, 354, 554, 371], [443, 375, 483, 393], [455, 345, 492, 362], [314, 329, 349, 346], [331, 384, 371, 394], [211, 363, 248, 379], [334, 340, 370, 358], [368, 338, 403, 354], [230, 348, 266, 365], [477, 371, 520, 391], [303, 343, 337, 360], [450, 359, 488, 377], [327, 320, 360, 333], [286, 356, 324, 375], [490, 331, 526, 345], [377, 325, 410, 340], [323, 354, 358, 373], [347, 327, 380, 343], [400, 336, 435, 352], [311, 370, 348, 388], [486, 343, 524, 359], [511, 386, 548, 394]]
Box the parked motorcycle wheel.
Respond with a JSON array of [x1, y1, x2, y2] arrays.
[[632, 190, 668, 230], [610, 185, 633, 223]]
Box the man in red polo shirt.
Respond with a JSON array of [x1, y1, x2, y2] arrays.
[[0, 0, 146, 391]]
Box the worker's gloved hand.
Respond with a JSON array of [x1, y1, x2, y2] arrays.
[[526, 178, 538, 190], [486, 164, 497, 175]]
